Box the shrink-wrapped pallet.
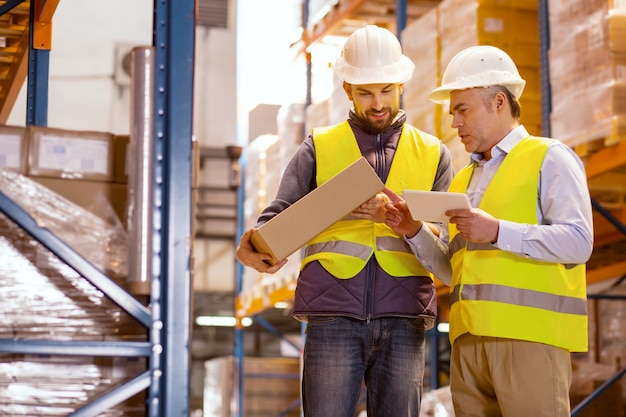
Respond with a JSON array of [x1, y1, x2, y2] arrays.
[[240, 134, 282, 295], [402, 6, 441, 138], [438, 0, 540, 69], [328, 72, 351, 126], [0, 171, 146, 415], [570, 360, 625, 417], [438, 0, 543, 139], [204, 356, 301, 417], [548, 3, 626, 150]]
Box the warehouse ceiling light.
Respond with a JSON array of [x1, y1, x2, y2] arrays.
[[437, 322, 450, 333], [196, 316, 253, 327], [273, 301, 289, 309]]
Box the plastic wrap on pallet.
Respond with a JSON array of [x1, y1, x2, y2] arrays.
[[0, 171, 145, 415], [438, 0, 539, 67], [597, 283, 626, 401], [573, 281, 626, 407], [241, 135, 281, 296], [0, 170, 146, 341], [548, 3, 626, 147], [570, 360, 625, 416], [126, 46, 155, 296], [0, 358, 109, 416], [277, 103, 306, 170], [0, 169, 128, 277], [426, 0, 542, 163], [0, 356, 146, 416], [0, 234, 122, 340], [402, 6, 440, 138]]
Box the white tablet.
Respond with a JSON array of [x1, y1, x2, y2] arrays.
[[402, 190, 471, 223]]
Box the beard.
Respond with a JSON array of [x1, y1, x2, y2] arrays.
[[356, 107, 397, 133]]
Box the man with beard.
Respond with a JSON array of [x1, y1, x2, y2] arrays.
[[236, 25, 454, 417]]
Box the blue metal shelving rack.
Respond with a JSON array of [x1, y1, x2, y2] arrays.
[[0, 1, 195, 415]]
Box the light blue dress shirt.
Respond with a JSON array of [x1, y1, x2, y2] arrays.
[[406, 125, 594, 285]]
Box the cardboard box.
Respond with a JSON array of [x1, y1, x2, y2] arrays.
[[28, 126, 114, 182], [0, 125, 28, 173], [251, 157, 384, 265], [113, 135, 129, 184], [30, 176, 129, 224]]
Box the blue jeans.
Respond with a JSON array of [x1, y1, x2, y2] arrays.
[[302, 316, 426, 417]]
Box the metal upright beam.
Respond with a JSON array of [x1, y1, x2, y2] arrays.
[[234, 159, 246, 417], [26, 0, 49, 126], [0, 339, 151, 356], [150, 0, 195, 415], [396, 0, 407, 42], [539, 0, 551, 137], [396, 0, 406, 108]]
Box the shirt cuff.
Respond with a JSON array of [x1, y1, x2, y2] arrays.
[[494, 219, 526, 255]]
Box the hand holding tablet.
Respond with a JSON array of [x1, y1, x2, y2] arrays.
[[402, 190, 471, 223]]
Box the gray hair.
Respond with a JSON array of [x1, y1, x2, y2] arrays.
[[477, 85, 521, 120]]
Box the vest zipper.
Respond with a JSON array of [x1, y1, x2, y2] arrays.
[[375, 133, 384, 177], [366, 135, 383, 325], [365, 258, 375, 324]]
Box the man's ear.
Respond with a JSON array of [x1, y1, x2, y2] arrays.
[[495, 91, 506, 112], [343, 81, 353, 100]]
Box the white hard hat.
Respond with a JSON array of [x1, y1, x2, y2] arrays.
[[429, 45, 526, 104], [334, 25, 415, 85]]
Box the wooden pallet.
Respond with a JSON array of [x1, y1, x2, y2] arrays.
[[588, 168, 626, 210]]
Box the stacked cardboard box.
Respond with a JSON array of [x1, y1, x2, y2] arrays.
[[570, 360, 625, 417], [401, 0, 543, 170], [402, 6, 441, 138], [240, 134, 284, 294], [548, 0, 626, 153], [328, 72, 352, 126], [304, 99, 330, 139], [204, 356, 301, 417], [438, 0, 542, 140], [0, 125, 28, 172], [0, 124, 129, 223]]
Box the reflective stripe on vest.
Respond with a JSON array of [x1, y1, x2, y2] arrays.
[[305, 238, 372, 261], [302, 121, 441, 279], [449, 283, 587, 316], [305, 234, 414, 260], [447, 136, 588, 352]]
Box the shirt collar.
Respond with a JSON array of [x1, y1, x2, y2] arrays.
[[469, 125, 529, 164]]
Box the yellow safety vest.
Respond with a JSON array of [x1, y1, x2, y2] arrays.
[[302, 121, 441, 279], [447, 136, 588, 352]]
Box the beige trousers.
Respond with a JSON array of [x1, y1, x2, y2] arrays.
[[450, 333, 572, 417]]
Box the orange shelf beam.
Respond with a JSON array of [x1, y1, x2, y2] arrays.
[[32, 0, 60, 50], [235, 281, 296, 319], [587, 260, 626, 286], [585, 140, 626, 179], [301, 0, 365, 49]]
